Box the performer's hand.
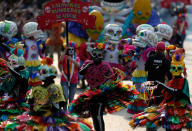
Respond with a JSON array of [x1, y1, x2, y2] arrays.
[[66, 55, 72, 61]]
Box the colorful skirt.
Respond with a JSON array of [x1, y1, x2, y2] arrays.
[[127, 81, 163, 114], [0, 110, 94, 131], [0, 95, 29, 123], [69, 81, 139, 118], [129, 104, 192, 130]]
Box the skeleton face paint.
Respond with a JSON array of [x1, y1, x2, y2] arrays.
[[91, 49, 104, 64], [67, 47, 74, 56]]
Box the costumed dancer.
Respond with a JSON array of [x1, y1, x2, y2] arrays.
[[0, 57, 93, 131], [127, 29, 158, 114], [103, 24, 124, 70], [46, 22, 65, 63], [0, 56, 29, 123], [78, 9, 104, 89], [119, 44, 136, 80], [69, 43, 138, 131], [166, 45, 177, 61], [59, 42, 80, 110], [23, 22, 45, 88], [156, 23, 173, 47], [129, 48, 191, 131]]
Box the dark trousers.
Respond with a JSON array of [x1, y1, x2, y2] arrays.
[[89, 103, 105, 131]]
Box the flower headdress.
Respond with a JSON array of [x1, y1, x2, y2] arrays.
[[94, 43, 105, 50]]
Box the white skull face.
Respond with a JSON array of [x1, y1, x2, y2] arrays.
[[133, 30, 157, 48], [104, 24, 122, 44], [67, 47, 74, 56], [156, 24, 173, 41], [136, 24, 154, 34], [8, 55, 19, 69]]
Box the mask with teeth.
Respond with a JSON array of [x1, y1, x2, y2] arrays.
[[104, 24, 123, 44], [101, 0, 126, 14]]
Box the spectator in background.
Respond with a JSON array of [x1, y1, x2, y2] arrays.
[[169, 25, 183, 48], [176, 13, 188, 44]]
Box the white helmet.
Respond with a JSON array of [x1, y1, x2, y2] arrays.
[[133, 30, 158, 48], [23, 22, 44, 39], [156, 24, 173, 41], [0, 20, 18, 40], [136, 24, 154, 34]]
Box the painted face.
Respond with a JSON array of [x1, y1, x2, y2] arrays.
[[91, 49, 104, 64], [67, 47, 74, 56]]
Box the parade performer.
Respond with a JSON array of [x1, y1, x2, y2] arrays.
[[127, 29, 158, 114], [131, 29, 157, 90], [0, 58, 94, 131], [129, 48, 191, 131], [69, 42, 138, 131], [59, 42, 80, 110], [0, 57, 29, 123], [23, 22, 45, 88], [119, 44, 136, 80], [166, 45, 177, 61], [103, 24, 124, 70], [46, 22, 65, 62]]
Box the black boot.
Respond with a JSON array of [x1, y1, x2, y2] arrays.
[[89, 103, 105, 131]]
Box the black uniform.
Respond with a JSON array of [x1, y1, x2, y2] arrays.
[[145, 52, 171, 83]]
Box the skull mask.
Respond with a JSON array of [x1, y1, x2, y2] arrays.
[[104, 24, 122, 44], [101, 0, 126, 14], [156, 24, 173, 41], [8, 55, 25, 69], [133, 30, 158, 48], [38, 65, 57, 81]]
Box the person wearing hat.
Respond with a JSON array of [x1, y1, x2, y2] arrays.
[[145, 42, 171, 131], [69, 43, 138, 131], [145, 42, 171, 83]]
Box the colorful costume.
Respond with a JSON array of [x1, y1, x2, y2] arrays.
[[119, 44, 136, 80], [0, 58, 29, 123], [23, 22, 45, 87], [129, 48, 192, 130], [128, 29, 158, 114], [69, 43, 138, 131], [103, 24, 124, 70], [0, 58, 93, 131]]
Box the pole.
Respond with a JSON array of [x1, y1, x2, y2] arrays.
[[66, 21, 70, 86]]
